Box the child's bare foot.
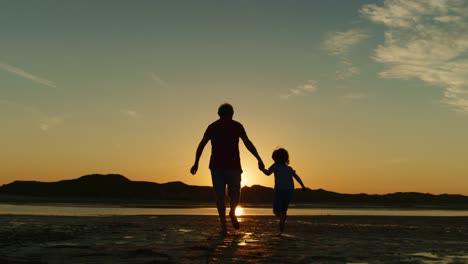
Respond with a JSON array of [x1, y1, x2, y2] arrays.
[[279, 215, 286, 233], [279, 219, 285, 233], [229, 211, 240, 229]]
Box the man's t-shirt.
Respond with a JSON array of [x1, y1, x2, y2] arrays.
[[267, 163, 296, 190], [204, 119, 246, 171]]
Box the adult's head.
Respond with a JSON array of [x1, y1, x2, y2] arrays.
[[218, 103, 234, 119]]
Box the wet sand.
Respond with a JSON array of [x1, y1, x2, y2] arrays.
[[1, 215, 467, 263]]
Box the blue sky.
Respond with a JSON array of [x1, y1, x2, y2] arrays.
[[1, 0, 468, 194]]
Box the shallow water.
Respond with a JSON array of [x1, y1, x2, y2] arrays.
[[1, 203, 468, 216]]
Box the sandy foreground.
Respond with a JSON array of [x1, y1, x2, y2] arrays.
[[0, 215, 467, 264]]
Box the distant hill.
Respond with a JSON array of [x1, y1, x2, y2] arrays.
[[0, 174, 467, 208], [0, 174, 213, 203]]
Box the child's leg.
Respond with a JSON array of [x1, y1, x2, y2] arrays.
[[279, 190, 292, 233], [273, 190, 282, 219], [274, 189, 294, 232], [279, 212, 286, 232]]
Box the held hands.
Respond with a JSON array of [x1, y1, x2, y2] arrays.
[[258, 160, 265, 171]]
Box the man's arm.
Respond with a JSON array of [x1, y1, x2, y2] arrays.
[[190, 136, 210, 175], [240, 133, 264, 170]]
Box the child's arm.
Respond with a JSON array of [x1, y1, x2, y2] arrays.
[[261, 168, 273, 176], [293, 173, 306, 190]]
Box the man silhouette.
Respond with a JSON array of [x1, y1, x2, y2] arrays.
[[190, 103, 264, 235]]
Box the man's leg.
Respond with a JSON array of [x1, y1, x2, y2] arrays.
[[215, 194, 227, 234], [211, 170, 227, 235], [227, 170, 241, 229]]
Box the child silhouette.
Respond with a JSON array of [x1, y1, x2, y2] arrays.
[[261, 148, 307, 233]]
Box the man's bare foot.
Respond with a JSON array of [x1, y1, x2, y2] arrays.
[[220, 227, 227, 236]]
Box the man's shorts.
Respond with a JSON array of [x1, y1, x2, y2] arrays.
[[210, 169, 241, 198]]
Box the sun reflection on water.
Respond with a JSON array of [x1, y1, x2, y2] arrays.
[[235, 206, 244, 216]]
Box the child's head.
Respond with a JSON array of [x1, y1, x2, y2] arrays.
[[272, 148, 289, 165]]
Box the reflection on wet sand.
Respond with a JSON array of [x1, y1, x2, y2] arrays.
[[410, 252, 468, 263], [0, 215, 466, 263]]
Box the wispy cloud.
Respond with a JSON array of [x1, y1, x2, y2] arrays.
[[323, 29, 369, 55], [360, 0, 468, 113], [1, 100, 64, 131], [323, 30, 369, 79], [0, 62, 56, 88], [335, 58, 361, 80], [150, 72, 168, 88], [39, 117, 63, 131], [280, 80, 318, 100], [122, 110, 140, 119]]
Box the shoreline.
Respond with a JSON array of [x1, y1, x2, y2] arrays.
[[1, 198, 468, 210]]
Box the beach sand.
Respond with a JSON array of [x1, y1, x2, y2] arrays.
[[0, 215, 467, 264]]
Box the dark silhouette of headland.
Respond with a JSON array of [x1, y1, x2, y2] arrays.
[[0, 174, 467, 209]]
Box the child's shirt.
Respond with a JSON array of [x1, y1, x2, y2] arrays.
[[267, 163, 295, 191]]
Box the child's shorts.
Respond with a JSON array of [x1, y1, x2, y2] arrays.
[[273, 189, 293, 214]]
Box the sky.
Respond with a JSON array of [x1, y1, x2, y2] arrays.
[[1, 0, 468, 195]]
